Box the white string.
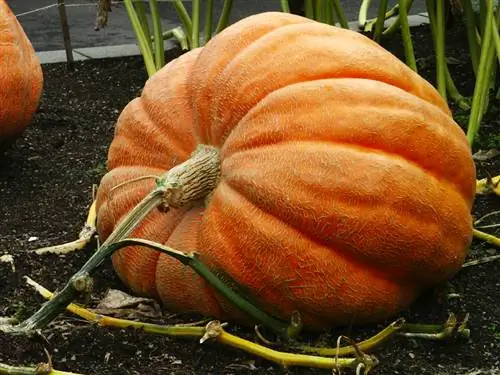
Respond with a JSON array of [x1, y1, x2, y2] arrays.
[[15, 4, 58, 17], [15, 3, 98, 17], [15, 0, 187, 18]]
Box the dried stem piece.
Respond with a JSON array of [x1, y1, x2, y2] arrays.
[[34, 201, 97, 255]]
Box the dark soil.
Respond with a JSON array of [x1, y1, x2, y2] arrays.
[[1, 23, 499, 375]]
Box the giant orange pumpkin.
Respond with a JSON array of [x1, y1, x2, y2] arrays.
[[0, 0, 43, 152], [95, 12, 476, 330]]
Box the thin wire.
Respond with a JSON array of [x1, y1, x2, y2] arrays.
[[15, 0, 186, 18], [15, 3, 99, 18], [15, 4, 57, 17]]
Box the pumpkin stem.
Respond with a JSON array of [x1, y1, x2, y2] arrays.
[[158, 144, 221, 210], [1, 145, 222, 334]]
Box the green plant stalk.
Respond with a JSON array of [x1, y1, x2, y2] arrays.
[[426, 0, 469, 108], [315, 0, 324, 23], [204, 0, 214, 43], [435, 0, 446, 99], [148, 0, 164, 69], [383, 0, 414, 37], [479, 0, 487, 35], [446, 67, 471, 110], [398, 0, 417, 71], [123, 0, 157, 77], [494, 21, 500, 64], [332, 0, 349, 28], [281, 0, 291, 13], [295, 319, 405, 356], [215, 0, 234, 34], [373, 0, 389, 41], [162, 26, 189, 50], [364, 2, 399, 33], [191, 0, 200, 48], [305, 0, 314, 19], [133, 0, 152, 44], [110, 238, 297, 338], [325, 0, 334, 25], [426, 0, 447, 100], [358, 0, 373, 27], [467, 0, 497, 145], [462, 0, 481, 75], [171, 0, 193, 46]]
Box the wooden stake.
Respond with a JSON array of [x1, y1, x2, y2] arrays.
[[57, 0, 74, 70]]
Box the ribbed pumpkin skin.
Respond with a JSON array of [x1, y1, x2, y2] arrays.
[[0, 0, 43, 151], [96, 12, 476, 329]]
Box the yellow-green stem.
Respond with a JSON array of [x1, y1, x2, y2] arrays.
[[315, 0, 324, 22], [28, 279, 369, 371], [435, 0, 447, 100], [466, 0, 496, 146], [398, 0, 417, 71], [446, 66, 471, 110], [215, 0, 234, 34], [305, 0, 314, 19], [162, 26, 189, 50], [191, 0, 200, 48], [171, 0, 193, 46], [462, 0, 481, 75], [494, 21, 500, 64], [295, 319, 405, 356], [148, 0, 164, 69], [133, 0, 152, 42], [358, 0, 373, 27], [281, 0, 291, 12], [332, 0, 349, 28], [204, 0, 214, 43], [325, 0, 334, 25], [0, 363, 83, 375], [473, 228, 500, 247], [373, 0, 388, 41], [382, 0, 415, 37], [123, 0, 156, 77]]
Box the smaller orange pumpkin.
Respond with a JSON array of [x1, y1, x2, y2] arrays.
[[0, 0, 43, 152]]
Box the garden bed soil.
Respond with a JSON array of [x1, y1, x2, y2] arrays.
[[1, 24, 499, 375]]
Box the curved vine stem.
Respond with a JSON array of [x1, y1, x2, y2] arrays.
[[280, 0, 290, 13], [373, 0, 388, 41], [25, 277, 375, 372], [106, 238, 297, 338], [2, 145, 220, 334], [215, 0, 234, 34], [358, 0, 373, 28], [466, 0, 498, 145], [398, 0, 417, 71]]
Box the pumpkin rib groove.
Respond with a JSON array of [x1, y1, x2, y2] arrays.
[[108, 101, 193, 170], [221, 143, 470, 284], [204, 181, 414, 326], [203, 22, 449, 145], [216, 180, 397, 283], [223, 138, 468, 204], [211, 76, 459, 157]]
